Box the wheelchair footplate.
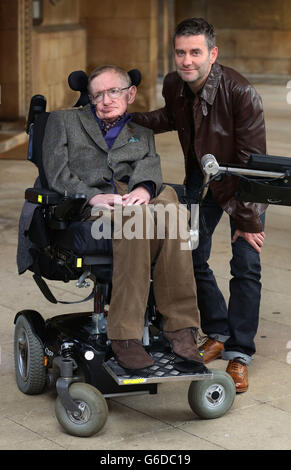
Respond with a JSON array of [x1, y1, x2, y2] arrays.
[[103, 351, 212, 386]]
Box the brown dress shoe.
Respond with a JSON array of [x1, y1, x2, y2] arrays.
[[164, 328, 204, 364], [111, 339, 154, 370], [226, 360, 248, 393], [199, 338, 224, 363]]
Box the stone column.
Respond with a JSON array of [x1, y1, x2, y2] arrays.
[[0, 0, 32, 121], [18, 0, 32, 118]]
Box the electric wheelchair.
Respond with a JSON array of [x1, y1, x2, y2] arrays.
[[14, 69, 291, 437]]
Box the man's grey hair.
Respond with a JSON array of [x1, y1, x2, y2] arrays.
[[173, 17, 216, 51], [87, 65, 131, 96]]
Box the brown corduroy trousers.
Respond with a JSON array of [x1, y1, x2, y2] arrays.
[[96, 183, 200, 340]]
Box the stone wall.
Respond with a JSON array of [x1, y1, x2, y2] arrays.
[[0, 0, 22, 120], [0, 0, 86, 120], [31, 0, 86, 111], [41, 0, 79, 26], [2, 0, 291, 122], [31, 25, 86, 110], [80, 0, 159, 111]]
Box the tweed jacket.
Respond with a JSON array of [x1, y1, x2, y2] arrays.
[[42, 104, 163, 201]]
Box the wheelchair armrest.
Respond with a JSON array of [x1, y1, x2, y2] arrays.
[[25, 188, 88, 226], [53, 193, 87, 221], [25, 187, 62, 205]]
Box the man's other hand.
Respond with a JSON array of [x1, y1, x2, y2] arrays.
[[89, 193, 123, 210], [232, 230, 265, 253], [122, 186, 151, 206]]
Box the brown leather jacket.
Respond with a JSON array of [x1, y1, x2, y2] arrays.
[[132, 62, 267, 232]]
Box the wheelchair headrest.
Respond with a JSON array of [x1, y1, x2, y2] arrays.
[[68, 69, 142, 92], [26, 94, 47, 134], [68, 69, 142, 107], [68, 70, 88, 93], [128, 69, 142, 87]]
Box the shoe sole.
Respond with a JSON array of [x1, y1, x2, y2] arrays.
[[203, 353, 222, 364], [174, 352, 204, 365], [235, 386, 248, 393]]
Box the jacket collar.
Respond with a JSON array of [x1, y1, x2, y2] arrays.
[[178, 62, 222, 106], [79, 104, 108, 151], [78, 104, 134, 151]]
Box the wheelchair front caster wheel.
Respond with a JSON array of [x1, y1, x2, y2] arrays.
[[55, 382, 108, 437], [188, 369, 236, 419], [14, 314, 46, 395]]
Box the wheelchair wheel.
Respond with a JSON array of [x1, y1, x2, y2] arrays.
[[55, 382, 108, 437], [188, 369, 236, 419], [14, 314, 46, 395]]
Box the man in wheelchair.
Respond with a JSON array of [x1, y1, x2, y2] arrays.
[[41, 64, 203, 372]]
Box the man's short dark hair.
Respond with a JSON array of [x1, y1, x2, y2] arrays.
[[173, 17, 216, 50]]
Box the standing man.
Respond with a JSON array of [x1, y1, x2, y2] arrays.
[[132, 17, 267, 392]]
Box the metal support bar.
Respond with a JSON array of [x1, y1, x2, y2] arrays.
[[76, 270, 91, 288], [218, 166, 285, 179], [201, 153, 286, 179], [91, 283, 108, 335], [53, 356, 80, 415], [94, 283, 106, 315], [56, 376, 80, 414], [188, 203, 200, 250]]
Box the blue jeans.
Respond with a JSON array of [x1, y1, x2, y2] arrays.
[[188, 181, 265, 365]]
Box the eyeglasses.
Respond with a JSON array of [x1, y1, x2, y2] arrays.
[[91, 86, 131, 103]]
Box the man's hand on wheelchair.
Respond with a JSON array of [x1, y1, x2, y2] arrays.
[[122, 186, 151, 206], [88, 186, 151, 210], [89, 193, 123, 210], [232, 229, 265, 253]]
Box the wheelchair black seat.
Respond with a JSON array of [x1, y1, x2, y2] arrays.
[[52, 220, 112, 257]]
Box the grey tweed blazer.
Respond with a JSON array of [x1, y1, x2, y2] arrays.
[[42, 104, 163, 201]]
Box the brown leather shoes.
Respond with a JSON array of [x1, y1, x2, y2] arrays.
[[111, 339, 154, 370], [226, 360, 248, 393], [164, 328, 204, 364], [199, 338, 224, 363]]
